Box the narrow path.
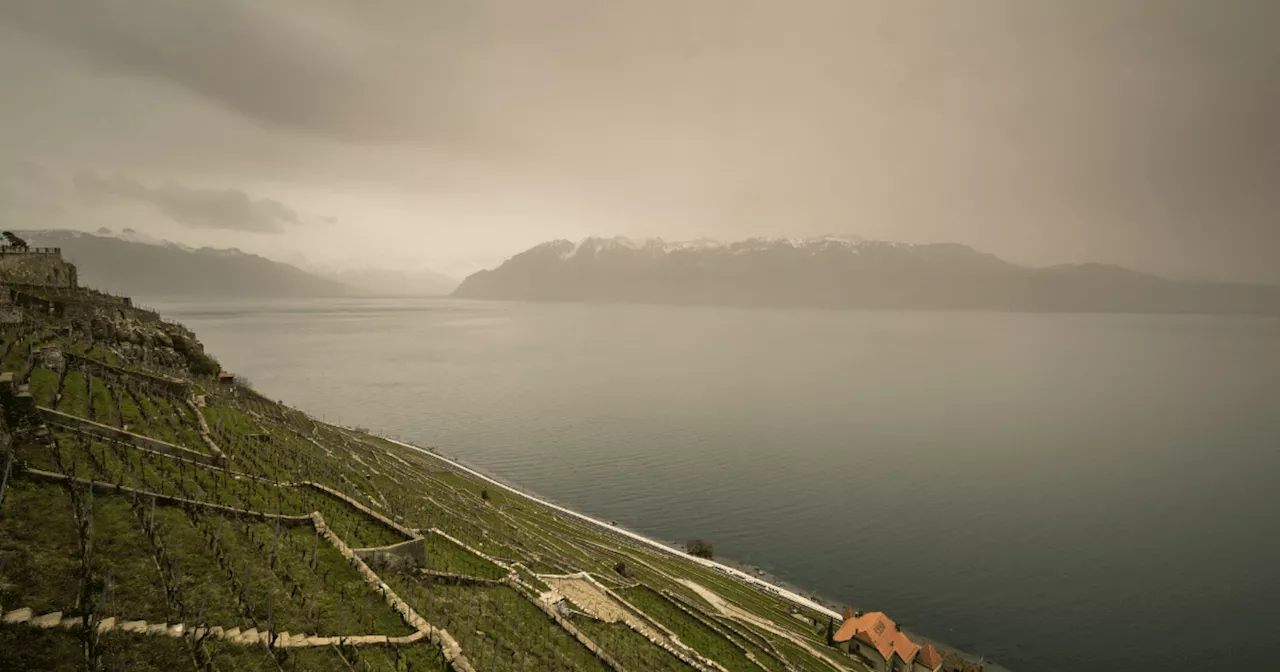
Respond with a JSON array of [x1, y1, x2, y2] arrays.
[[676, 580, 857, 672]]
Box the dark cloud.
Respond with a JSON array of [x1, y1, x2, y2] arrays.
[[1, 2, 1278, 281], [0, 0, 444, 143], [74, 172, 301, 233]]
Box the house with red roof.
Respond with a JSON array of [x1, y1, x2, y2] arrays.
[[829, 608, 943, 672]]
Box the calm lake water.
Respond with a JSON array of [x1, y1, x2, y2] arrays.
[[147, 297, 1280, 671]]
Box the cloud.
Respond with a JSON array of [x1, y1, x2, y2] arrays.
[[3, 2, 1280, 282], [74, 172, 302, 233], [0, 1, 445, 144]]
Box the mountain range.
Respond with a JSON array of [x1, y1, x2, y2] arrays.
[[17, 229, 456, 298], [453, 236, 1280, 315], [320, 267, 457, 297], [18, 229, 348, 297]]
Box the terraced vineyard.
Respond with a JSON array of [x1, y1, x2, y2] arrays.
[[0, 279, 879, 672]]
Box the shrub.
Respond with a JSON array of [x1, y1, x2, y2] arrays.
[[685, 539, 714, 559]]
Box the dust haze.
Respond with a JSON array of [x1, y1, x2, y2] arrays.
[[1, 0, 1277, 282]]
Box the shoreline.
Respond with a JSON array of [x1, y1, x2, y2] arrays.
[[374, 435, 1009, 672], [375, 434, 846, 621]]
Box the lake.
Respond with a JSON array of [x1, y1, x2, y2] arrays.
[[145, 297, 1280, 671]]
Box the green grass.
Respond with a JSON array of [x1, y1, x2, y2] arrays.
[[90, 375, 119, 426], [0, 481, 81, 614], [514, 565, 551, 593], [571, 615, 698, 672], [421, 532, 508, 579], [0, 623, 194, 672], [306, 490, 408, 549], [119, 390, 145, 433], [621, 585, 760, 672], [26, 367, 59, 406], [58, 370, 90, 417], [91, 495, 171, 622], [0, 293, 869, 672], [1, 334, 29, 371], [389, 577, 611, 672]]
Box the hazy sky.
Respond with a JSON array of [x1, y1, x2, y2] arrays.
[[1, 1, 1277, 281]]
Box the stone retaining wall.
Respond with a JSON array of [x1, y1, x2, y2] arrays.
[[5, 289, 63, 317], [184, 396, 226, 462], [0, 607, 438, 650], [38, 406, 226, 468], [661, 589, 774, 672], [667, 592, 795, 670], [427, 527, 509, 569], [414, 568, 505, 587], [21, 468, 313, 525], [10, 471, 474, 669], [1, 372, 40, 430], [304, 481, 418, 540], [0, 250, 76, 288], [506, 577, 628, 672], [312, 512, 476, 672], [354, 538, 426, 573], [61, 352, 191, 397], [542, 571, 720, 672]]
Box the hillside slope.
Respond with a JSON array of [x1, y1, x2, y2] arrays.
[[1, 260, 970, 671], [19, 229, 349, 298]]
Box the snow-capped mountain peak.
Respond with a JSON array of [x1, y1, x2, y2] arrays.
[[538, 234, 877, 260]]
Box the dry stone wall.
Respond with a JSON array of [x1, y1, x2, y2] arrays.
[[305, 481, 418, 540], [22, 468, 314, 525], [506, 577, 629, 672], [354, 538, 427, 573], [39, 406, 226, 468], [539, 571, 721, 672], [62, 352, 192, 397], [312, 512, 477, 672]]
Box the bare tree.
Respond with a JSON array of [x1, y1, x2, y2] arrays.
[[685, 539, 714, 559]]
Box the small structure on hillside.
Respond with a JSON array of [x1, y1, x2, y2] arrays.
[[217, 371, 236, 384], [830, 608, 944, 672]]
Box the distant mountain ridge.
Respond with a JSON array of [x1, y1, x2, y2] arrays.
[[319, 267, 458, 297], [18, 229, 350, 298], [453, 236, 1280, 315]]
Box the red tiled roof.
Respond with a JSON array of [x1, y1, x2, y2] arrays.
[[917, 642, 943, 669], [832, 611, 921, 663]]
